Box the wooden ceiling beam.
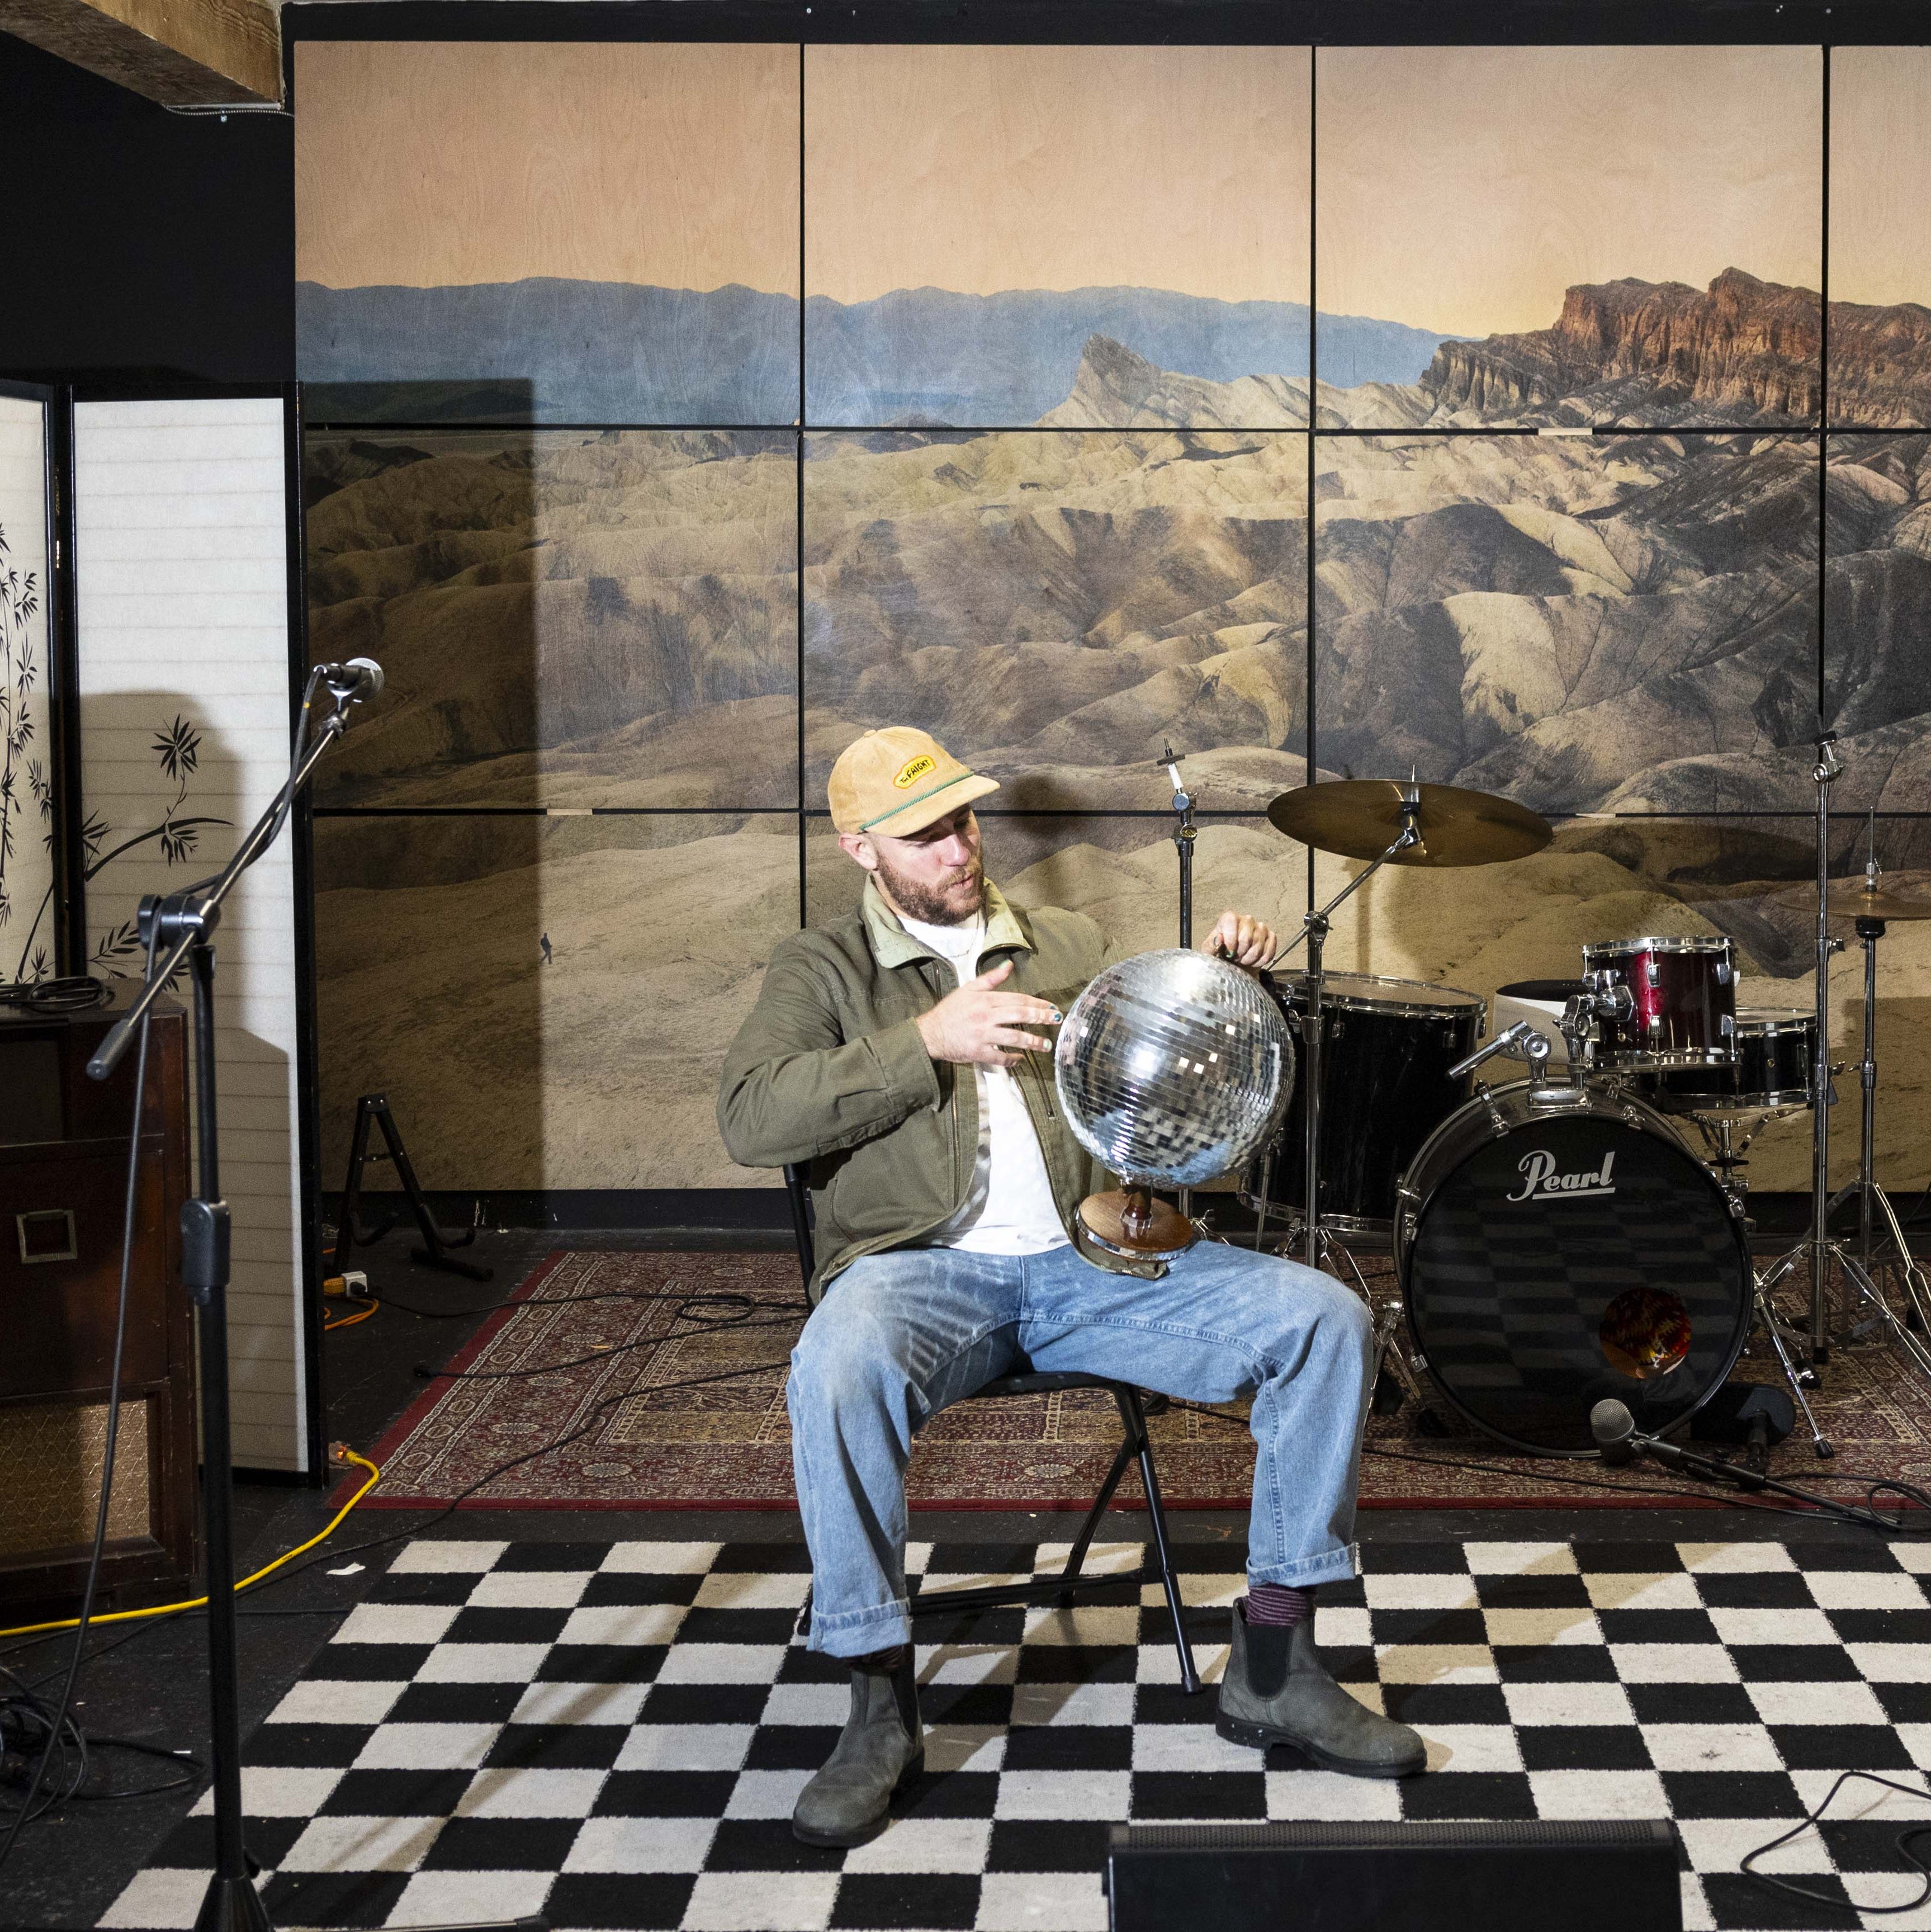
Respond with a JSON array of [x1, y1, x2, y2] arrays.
[[0, 0, 281, 107]]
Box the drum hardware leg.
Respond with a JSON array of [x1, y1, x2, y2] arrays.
[[1252, 1154, 1271, 1253], [1752, 1274, 1833, 1458], [1369, 1297, 1434, 1422]]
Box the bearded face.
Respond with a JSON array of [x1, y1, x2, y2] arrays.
[[871, 837, 986, 925]]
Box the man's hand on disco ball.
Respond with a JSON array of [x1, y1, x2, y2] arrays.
[[915, 960, 1063, 1069], [1201, 911, 1275, 970]]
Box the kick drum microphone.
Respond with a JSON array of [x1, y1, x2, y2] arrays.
[[319, 655, 385, 705], [1589, 1399, 1684, 1470], [1589, 1396, 1908, 1528]]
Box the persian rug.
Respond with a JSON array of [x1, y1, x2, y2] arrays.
[[347, 1250, 1931, 1511]]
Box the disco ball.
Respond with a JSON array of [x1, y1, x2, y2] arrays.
[[1053, 948, 1295, 1188]]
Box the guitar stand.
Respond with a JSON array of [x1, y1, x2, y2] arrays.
[[332, 1093, 493, 1283]]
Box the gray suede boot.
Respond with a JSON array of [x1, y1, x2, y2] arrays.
[[791, 1648, 924, 1847], [1215, 1602, 1426, 1778]]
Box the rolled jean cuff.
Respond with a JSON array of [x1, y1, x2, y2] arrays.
[[1248, 1542, 1360, 1590], [810, 1596, 913, 1657]]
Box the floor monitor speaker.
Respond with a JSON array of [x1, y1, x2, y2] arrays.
[[1106, 1818, 1682, 1932]]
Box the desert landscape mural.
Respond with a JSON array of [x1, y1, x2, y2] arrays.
[[296, 42, 1931, 1194]]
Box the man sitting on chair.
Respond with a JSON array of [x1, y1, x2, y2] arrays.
[[718, 729, 1423, 1848]]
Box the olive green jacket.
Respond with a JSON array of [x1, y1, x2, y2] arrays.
[[718, 877, 1143, 1298]]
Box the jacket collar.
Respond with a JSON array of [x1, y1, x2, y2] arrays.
[[861, 876, 1032, 969]]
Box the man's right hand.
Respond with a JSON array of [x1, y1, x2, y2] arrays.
[[915, 960, 1062, 1069]]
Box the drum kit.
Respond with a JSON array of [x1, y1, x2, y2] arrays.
[[1195, 752, 1931, 1465]]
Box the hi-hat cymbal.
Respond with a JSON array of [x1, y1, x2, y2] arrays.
[[1825, 878, 1931, 921], [1267, 779, 1554, 868]]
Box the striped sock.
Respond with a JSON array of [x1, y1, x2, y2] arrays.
[[1243, 1583, 1315, 1627]]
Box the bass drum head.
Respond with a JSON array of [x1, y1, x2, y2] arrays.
[[1400, 1100, 1752, 1454]]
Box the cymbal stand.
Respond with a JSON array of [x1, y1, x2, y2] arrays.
[[1166, 748, 1198, 1225], [1270, 788, 1422, 1267], [1752, 733, 1931, 1383], [1826, 909, 1931, 1357]]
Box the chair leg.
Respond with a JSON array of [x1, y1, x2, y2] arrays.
[[1120, 1385, 1200, 1696], [1058, 1419, 1141, 1602]]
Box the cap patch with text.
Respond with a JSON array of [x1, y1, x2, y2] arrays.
[[827, 727, 1002, 837]]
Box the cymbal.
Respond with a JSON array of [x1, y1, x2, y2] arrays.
[[1267, 779, 1554, 868], [1825, 878, 1931, 921]]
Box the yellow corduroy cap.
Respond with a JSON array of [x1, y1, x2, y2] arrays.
[[828, 728, 1001, 837]]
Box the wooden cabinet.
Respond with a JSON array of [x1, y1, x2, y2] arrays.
[[0, 985, 193, 1622]]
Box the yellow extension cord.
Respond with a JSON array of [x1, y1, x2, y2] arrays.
[[0, 1449, 384, 1641]]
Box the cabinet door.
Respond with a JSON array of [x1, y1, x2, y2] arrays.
[[0, 1144, 171, 1396]]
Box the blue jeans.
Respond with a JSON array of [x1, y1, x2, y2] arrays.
[[786, 1240, 1374, 1657]]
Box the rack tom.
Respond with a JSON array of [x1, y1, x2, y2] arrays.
[[1580, 934, 1736, 1070], [1243, 971, 1485, 1237], [1640, 1008, 1815, 1115]]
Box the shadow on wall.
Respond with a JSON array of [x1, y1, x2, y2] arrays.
[[77, 689, 295, 1185]]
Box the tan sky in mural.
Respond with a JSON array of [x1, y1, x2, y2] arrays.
[[804, 46, 1311, 307], [294, 42, 800, 293], [1319, 46, 1822, 338], [1830, 47, 1931, 309]]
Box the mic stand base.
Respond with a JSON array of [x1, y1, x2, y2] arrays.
[[195, 1873, 273, 1932]]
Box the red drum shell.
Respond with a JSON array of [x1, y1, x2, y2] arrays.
[[1581, 934, 1737, 1069]]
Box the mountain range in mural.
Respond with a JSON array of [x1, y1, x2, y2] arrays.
[[297, 281, 1448, 425]]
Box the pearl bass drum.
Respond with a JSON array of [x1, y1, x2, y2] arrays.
[[1394, 1081, 1753, 1456]]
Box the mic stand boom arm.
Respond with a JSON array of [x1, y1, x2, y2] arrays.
[[88, 699, 350, 1084], [84, 686, 356, 1932]]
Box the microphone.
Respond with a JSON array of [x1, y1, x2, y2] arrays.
[[319, 656, 385, 705], [1590, 1398, 1638, 1466], [1591, 1397, 1687, 1470]]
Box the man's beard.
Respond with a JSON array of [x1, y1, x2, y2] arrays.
[[875, 848, 986, 925]]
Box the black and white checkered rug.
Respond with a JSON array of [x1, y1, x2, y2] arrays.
[[101, 1535, 1931, 1932]]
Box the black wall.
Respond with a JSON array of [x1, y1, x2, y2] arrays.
[[0, 35, 292, 385]]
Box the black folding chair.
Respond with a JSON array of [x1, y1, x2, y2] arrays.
[[782, 1163, 1201, 1694]]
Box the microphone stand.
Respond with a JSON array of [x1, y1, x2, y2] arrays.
[[87, 687, 359, 1932], [1599, 1413, 1900, 1532]]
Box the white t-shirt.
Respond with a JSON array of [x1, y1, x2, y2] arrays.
[[899, 911, 1070, 1255]]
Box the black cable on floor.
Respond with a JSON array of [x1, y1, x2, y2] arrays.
[[373, 1283, 803, 1324], [414, 1312, 804, 1382], [1744, 1771, 1931, 1913]]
